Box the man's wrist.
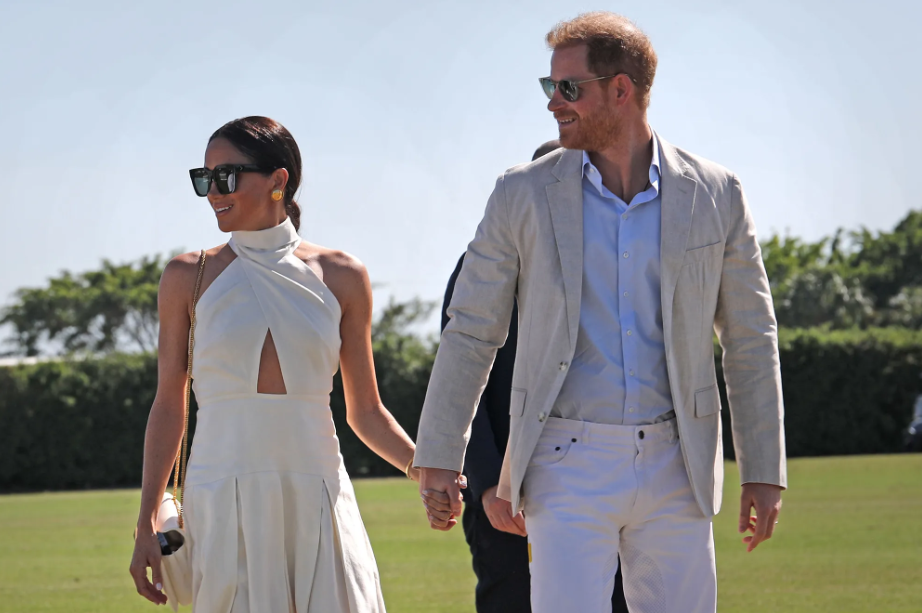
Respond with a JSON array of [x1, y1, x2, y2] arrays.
[[418, 466, 461, 487], [480, 484, 499, 504], [419, 466, 459, 474], [742, 482, 784, 491]]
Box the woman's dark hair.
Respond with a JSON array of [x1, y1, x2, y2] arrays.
[[209, 116, 303, 231]]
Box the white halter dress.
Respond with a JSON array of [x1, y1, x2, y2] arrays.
[[183, 218, 385, 613]]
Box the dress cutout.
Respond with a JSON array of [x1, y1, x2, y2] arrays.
[[257, 330, 287, 395]]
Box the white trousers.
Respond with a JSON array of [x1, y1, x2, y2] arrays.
[[523, 417, 716, 613]]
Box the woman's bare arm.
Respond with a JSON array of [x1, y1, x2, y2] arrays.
[[325, 252, 420, 481], [129, 252, 199, 603]]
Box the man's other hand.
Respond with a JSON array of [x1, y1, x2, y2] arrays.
[[482, 485, 527, 537], [738, 482, 783, 552]]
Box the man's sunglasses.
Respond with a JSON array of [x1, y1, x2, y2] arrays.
[[539, 73, 632, 102], [188, 164, 276, 197]]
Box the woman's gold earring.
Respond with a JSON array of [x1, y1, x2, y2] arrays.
[[271, 189, 283, 201]]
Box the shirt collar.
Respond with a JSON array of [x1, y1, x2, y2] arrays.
[[581, 131, 661, 198]]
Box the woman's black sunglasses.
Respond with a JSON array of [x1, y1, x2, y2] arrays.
[[539, 72, 632, 102], [188, 164, 277, 197]]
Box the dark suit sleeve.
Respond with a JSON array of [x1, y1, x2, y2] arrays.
[[441, 254, 504, 506]]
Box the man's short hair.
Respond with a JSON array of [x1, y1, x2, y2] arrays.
[[546, 12, 657, 110], [532, 139, 561, 161]]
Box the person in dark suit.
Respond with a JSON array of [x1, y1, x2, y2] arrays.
[[441, 140, 627, 613]]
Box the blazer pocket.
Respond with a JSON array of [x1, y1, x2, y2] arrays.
[[509, 387, 527, 417], [694, 385, 721, 417], [684, 241, 723, 264]]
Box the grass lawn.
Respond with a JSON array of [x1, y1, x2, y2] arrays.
[[0, 454, 919, 612]]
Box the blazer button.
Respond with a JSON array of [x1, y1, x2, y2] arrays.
[[538, 412, 547, 422], [559, 362, 568, 371]]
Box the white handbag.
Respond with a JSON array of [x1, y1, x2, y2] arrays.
[[156, 491, 192, 610]]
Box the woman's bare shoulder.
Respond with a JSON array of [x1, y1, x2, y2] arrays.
[[296, 242, 369, 309], [160, 245, 228, 299]]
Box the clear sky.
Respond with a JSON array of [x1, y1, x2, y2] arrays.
[[1, 0, 919, 335]]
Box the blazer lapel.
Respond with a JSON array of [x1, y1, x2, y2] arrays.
[[546, 149, 584, 353], [658, 136, 698, 324]]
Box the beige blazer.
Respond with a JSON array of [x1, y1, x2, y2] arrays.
[[414, 136, 786, 517]]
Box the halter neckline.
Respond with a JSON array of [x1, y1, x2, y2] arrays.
[[229, 217, 301, 262]]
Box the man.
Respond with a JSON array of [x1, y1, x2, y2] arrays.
[[444, 141, 629, 613], [416, 11, 786, 613]]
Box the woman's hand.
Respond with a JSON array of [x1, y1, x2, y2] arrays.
[[129, 530, 168, 605]]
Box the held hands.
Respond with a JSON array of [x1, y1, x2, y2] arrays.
[[738, 482, 783, 552], [418, 467, 466, 531], [481, 485, 527, 537]]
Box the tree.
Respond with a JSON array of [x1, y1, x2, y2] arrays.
[[760, 211, 922, 330], [849, 210, 922, 309], [772, 267, 874, 329], [0, 256, 164, 356], [760, 232, 872, 328], [760, 233, 832, 291]]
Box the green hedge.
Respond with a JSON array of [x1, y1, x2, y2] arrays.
[[718, 327, 922, 460], [0, 339, 434, 492], [0, 354, 160, 492], [1, 327, 919, 492]]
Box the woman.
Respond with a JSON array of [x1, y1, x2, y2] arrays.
[[129, 116, 434, 611]]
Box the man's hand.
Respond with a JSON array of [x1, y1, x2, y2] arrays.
[[481, 485, 527, 537], [419, 467, 465, 531], [739, 482, 783, 552]]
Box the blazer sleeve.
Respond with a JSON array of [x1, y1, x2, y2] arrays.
[[714, 174, 787, 489], [440, 254, 505, 503], [415, 175, 519, 472]]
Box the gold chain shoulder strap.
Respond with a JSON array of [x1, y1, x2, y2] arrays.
[[171, 249, 207, 528]]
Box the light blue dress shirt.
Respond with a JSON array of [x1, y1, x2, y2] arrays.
[[552, 133, 676, 425]]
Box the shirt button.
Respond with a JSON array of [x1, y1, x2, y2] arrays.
[[629, 370, 635, 376], [623, 252, 629, 258], [629, 407, 636, 413], [623, 291, 629, 297], [622, 213, 628, 220], [559, 362, 568, 371], [538, 412, 547, 423], [626, 330, 633, 336]]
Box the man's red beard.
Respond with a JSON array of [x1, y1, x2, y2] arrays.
[[556, 91, 622, 152]]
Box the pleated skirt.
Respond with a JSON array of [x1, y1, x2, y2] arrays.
[[182, 397, 386, 613]]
